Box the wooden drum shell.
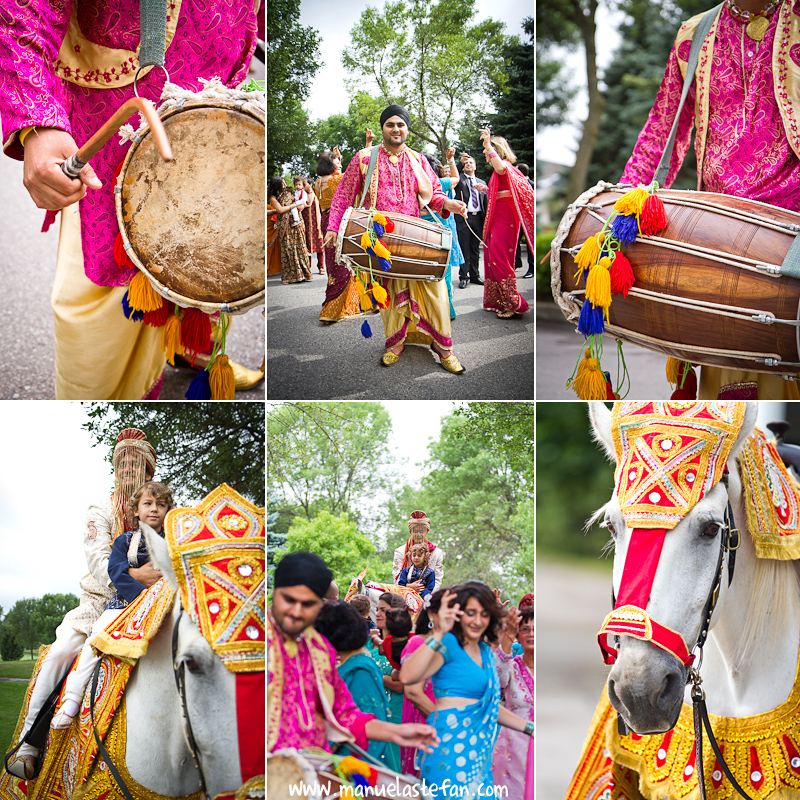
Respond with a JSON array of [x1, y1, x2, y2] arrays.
[[115, 99, 265, 315], [551, 183, 800, 374], [336, 207, 451, 282]]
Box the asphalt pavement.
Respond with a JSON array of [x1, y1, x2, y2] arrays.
[[0, 154, 264, 400], [537, 559, 612, 799], [536, 301, 672, 399], [266, 252, 535, 399]]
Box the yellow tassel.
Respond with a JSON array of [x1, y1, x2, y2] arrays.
[[569, 349, 608, 400], [372, 283, 388, 307], [355, 278, 372, 312], [372, 240, 391, 260], [573, 234, 602, 281], [360, 232, 373, 250], [373, 212, 387, 226], [666, 356, 681, 386], [585, 256, 612, 310], [209, 354, 235, 400], [161, 313, 184, 361], [614, 187, 648, 216], [128, 271, 163, 312]]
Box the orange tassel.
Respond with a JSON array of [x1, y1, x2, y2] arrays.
[[127, 271, 162, 312], [209, 354, 236, 400], [161, 313, 184, 361], [568, 349, 608, 400]]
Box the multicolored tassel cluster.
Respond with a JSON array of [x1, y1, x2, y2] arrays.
[[567, 183, 668, 399], [336, 755, 380, 796], [353, 209, 397, 340]]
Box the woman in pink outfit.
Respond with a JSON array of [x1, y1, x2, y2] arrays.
[[479, 128, 534, 318], [492, 604, 535, 799]]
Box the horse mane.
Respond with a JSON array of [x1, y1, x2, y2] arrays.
[[731, 548, 800, 672]]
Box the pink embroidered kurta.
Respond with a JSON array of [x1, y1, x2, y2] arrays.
[[621, 7, 800, 209], [268, 620, 374, 753], [491, 651, 534, 800], [328, 147, 455, 350], [0, 0, 257, 287], [400, 635, 436, 776]]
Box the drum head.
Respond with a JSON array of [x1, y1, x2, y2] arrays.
[[117, 101, 265, 312]]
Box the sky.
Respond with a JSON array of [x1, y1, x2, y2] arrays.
[[0, 403, 117, 612], [297, 0, 532, 122]]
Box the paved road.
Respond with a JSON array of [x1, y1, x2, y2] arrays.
[[267, 252, 535, 399], [536, 302, 672, 400], [538, 559, 612, 800], [0, 138, 264, 400]]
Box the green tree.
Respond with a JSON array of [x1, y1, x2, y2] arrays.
[[5, 599, 40, 658], [267, 488, 285, 589], [267, 402, 396, 529], [537, 0, 606, 204], [30, 594, 79, 646], [488, 17, 535, 169], [266, 0, 323, 174], [276, 511, 392, 592], [536, 402, 617, 560], [342, 0, 513, 154], [385, 413, 530, 596], [0, 628, 23, 662], [81, 403, 265, 506]]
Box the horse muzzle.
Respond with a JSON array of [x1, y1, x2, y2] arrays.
[[607, 637, 688, 735]]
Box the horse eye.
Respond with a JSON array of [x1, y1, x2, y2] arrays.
[[184, 656, 202, 674], [701, 522, 720, 539], [605, 521, 616, 537]]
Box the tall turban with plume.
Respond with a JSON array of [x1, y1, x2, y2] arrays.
[[111, 428, 157, 537]]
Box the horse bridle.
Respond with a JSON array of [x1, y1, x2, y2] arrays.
[[89, 605, 208, 798], [612, 471, 752, 800]]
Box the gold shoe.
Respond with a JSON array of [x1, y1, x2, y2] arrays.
[[430, 345, 466, 374], [7, 754, 37, 779], [231, 359, 265, 390], [381, 346, 404, 367]]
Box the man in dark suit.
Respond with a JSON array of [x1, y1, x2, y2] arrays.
[[453, 155, 487, 289]]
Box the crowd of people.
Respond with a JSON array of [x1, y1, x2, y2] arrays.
[[268, 510, 534, 798], [267, 104, 535, 375]]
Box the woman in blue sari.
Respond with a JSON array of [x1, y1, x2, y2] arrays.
[[400, 583, 534, 798]]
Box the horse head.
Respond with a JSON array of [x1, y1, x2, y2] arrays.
[[589, 401, 757, 735], [142, 484, 264, 799]]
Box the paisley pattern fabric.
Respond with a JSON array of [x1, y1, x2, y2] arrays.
[[0, 0, 257, 287], [621, 3, 800, 210]]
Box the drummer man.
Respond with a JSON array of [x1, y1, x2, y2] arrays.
[[324, 105, 469, 374], [617, 0, 800, 400], [267, 551, 439, 755]]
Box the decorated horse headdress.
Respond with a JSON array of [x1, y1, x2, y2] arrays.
[[597, 402, 746, 666]]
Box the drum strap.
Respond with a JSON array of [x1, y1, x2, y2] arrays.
[[653, 4, 722, 188], [140, 0, 167, 68], [358, 146, 380, 208], [780, 232, 800, 278]]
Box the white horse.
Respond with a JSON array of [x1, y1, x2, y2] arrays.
[[119, 524, 244, 798], [589, 401, 800, 737]]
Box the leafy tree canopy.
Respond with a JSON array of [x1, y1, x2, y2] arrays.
[[342, 0, 514, 154], [4, 595, 78, 657], [81, 403, 265, 506], [267, 0, 323, 174], [267, 402, 395, 531]]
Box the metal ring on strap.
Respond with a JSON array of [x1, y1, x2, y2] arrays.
[[133, 64, 171, 99]]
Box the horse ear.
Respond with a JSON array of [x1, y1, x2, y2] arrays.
[[588, 401, 616, 463], [731, 400, 758, 457], [140, 522, 179, 590]]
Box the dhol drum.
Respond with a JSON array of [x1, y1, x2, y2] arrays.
[[551, 182, 800, 375], [336, 207, 451, 282], [115, 96, 265, 315]]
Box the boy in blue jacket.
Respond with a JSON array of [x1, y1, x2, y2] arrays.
[[396, 543, 435, 600], [51, 481, 174, 728]]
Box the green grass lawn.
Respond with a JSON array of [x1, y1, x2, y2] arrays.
[[0, 683, 27, 759], [0, 659, 36, 680]]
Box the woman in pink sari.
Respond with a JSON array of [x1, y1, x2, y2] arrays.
[[480, 128, 534, 318]]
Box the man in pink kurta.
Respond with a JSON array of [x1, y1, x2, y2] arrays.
[[620, 0, 800, 400], [325, 105, 468, 374], [267, 551, 439, 764], [0, 1, 260, 398]]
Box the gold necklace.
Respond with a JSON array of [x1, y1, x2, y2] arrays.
[[725, 0, 781, 40], [380, 141, 404, 165]]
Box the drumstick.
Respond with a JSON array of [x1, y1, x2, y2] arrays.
[[61, 97, 173, 178]]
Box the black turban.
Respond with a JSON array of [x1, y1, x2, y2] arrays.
[[274, 551, 333, 599], [380, 105, 410, 128]]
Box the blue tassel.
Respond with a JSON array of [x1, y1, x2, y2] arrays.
[[121, 291, 144, 322], [361, 320, 373, 338], [611, 213, 640, 243], [185, 370, 212, 400], [366, 246, 377, 257], [373, 222, 385, 238], [378, 257, 392, 271], [577, 299, 605, 336]]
